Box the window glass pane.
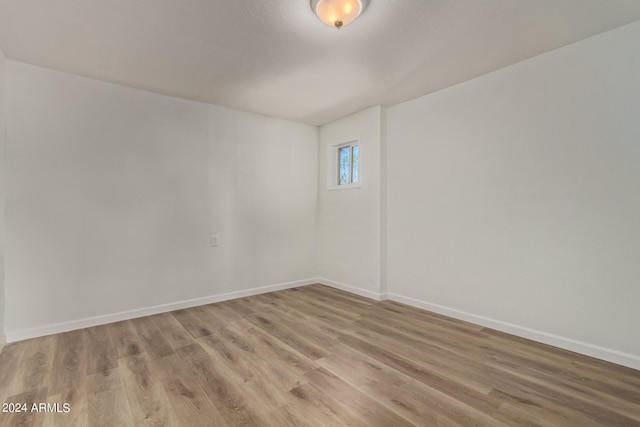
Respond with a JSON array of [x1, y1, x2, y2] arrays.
[[339, 146, 351, 185], [352, 145, 359, 183]]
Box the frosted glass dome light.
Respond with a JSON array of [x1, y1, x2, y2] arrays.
[[311, 0, 368, 29]]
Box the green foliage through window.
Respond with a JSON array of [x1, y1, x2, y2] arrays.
[[338, 144, 358, 185]]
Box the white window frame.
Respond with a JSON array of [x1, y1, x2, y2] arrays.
[[328, 139, 361, 190]]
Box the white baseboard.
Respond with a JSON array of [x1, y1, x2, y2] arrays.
[[316, 277, 385, 301], [6, 278, 317, 343], [388, 292, 640, 371]]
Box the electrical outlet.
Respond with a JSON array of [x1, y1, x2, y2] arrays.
[[210, 234, 219, 247]]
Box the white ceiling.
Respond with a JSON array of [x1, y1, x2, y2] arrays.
[[1, 1, 640, 126]]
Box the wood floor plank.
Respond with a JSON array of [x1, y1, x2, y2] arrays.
[[380, 299, 486, 334], [84, 325, 118, 376], [41, 389, 87, 427], [244, 310, 328, 360], [286, 382, 370, 427], [1, 284, 638, 426], [120, 353, 177, 426], [4, 336, 54, 399], [108, 320, 144, 359], [320, 343, 510, 427], [488, 387, 607, 427], [486, 351, 640, 422], [483, 326, 640, 395], [150, 313, 196, 351], [265, 403, 317, 427], [232, 318, 319, 377], [151, 354, 228, 427], [86, 367, 134, 427], [334, 330, 511, 419], [0, 342, 26, 403], [275, 292, 359, 330], [204, 300, 246, 322], [281, 287, 370, 320], [488, 378, 640, 426], [48, 330, 86, 395], [486, 335, 640, 405], [171, 308, 215, 338], [218, 297, 260, 318], [189, 304, 226, 332], [176, 343, 263, 426], [360, 302, 492, 353], [251, 301, 342, 349], [130, 315, 175, 360], [41, 330, 88, 427], [347, 319, 495, 394], [494, 403, 561, 427], [2, 386, 50, 427], [302, 367, 415, 427], [198, 332, 296, 411], [295, 284, 375, 308]]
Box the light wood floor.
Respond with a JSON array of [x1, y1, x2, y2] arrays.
[[1, 284, 639, 426]]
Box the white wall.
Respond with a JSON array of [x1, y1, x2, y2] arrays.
[[0, 47, 6, 346], [317, 106, 382, 298], [386, 21, 640, 363], [4, 61, 317, 336]]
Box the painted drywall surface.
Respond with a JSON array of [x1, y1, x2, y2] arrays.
[[317, 106, 381, 294], [205, 105, 318, 293], [386, 21, 640, 356], [0, 47, 6, 341], [4, 61, 317, 332]]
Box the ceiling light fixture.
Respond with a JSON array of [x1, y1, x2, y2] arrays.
[[311, 0, 369, 29]]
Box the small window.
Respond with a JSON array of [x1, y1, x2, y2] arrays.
[[327, 139, 361, 190], [338, 143, 359, 185]]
